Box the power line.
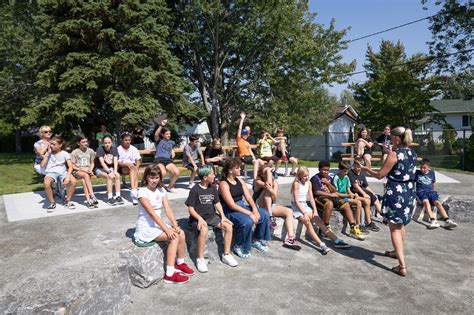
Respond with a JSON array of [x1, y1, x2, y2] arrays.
[[333, 48, 474, 78], [349, 14, 438, 43]]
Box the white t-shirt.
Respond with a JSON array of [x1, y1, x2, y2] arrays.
[[34, 139, 48, 164], [291, 180, 309, 203], [136, 187, 166, 228], [117, 145, 141, 164], [45, 151, 70, 174]]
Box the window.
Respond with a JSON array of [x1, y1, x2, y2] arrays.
[[462, 114, 472, 127]]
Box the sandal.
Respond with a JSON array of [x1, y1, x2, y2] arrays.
[[391, 265, 407, 277], [384, 250, 397, 259], [252, 240, 269, 253], [233, 246, 251, 259]]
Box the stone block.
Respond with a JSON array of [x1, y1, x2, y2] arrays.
[[181, 220, 224, 262], [443, 197, 473, 223], [119, 244, 165, 288]]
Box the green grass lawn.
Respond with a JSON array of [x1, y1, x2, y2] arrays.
[[0, 153, 469, 195]]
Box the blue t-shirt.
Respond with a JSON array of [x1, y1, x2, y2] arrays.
[[154, 139, 175, 159], [415, 169, 435, 193]]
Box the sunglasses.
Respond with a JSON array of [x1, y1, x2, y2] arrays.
[[43, 131, 52, 134]]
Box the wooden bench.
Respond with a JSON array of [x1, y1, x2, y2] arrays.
[[341, 142, 421, 166]]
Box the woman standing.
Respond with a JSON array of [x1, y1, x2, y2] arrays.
[[363, 127, 417, 276]]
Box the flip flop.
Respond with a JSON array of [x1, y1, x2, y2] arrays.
[[134, 239, 157, 247], [384, 250, 397, 259]]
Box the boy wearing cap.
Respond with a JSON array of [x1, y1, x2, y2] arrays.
[[237, 112, 262, 180]]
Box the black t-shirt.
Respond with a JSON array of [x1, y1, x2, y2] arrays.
[[94, 146, 119, 168], [204, 147, 224, 158], [348, 169, 368, 192], [132, 128, 145, 144], [185, 183, 220, 222], [376, 134, 391, 148]]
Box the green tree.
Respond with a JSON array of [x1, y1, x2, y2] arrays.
[[168, 0, 354, 142], [423, 0, 473, 73], [439, 70, 474, 99], [351, 40, 442, 131], [0, 0, 39, 151], [21, 0, 190, 140]]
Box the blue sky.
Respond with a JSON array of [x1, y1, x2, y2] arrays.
[[309, 0, 439, 97]]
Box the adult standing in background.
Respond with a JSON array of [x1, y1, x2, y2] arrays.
[[96, 124, 112, 147], [363, 127, 417, 277], [33, 125, 53, 175]]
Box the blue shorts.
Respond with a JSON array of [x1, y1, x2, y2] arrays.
[[416, 191, 439, 205], [45, 171, 68, 183]]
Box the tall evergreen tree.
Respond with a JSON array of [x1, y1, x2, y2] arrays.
[[21, 0, 189, 139], [351, 40, 442, 131]]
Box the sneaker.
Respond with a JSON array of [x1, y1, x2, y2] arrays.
[[319, 242, 331, 255], [107, 198, 116, 206], [91, 196, 99, 205], [233, 246, 251, 259], [359, 225, 370, 235], [283, 237, 302, 250], [163, 272, 189, 284], [47, 203, 56, 213], [196, 258, 208, 273], [428, 219, 440, 229], [334, 238, 351, 249], [350, 226, 365, 240], [175, 262, 195, 276], [64, 201, 76, 210], [132, 198, 138, 206], [320, 225, 334, 238], [272, 171, 279, 179], [270, 216, 278, 229], [366, 221, 380, 232], [188, 182, 195, 189], [443, 219, 458, 229], [222, 253, 238, 267], [86, 200, 95, 209], [282, 155, 288, 162], [252, 240, 269, 253], [115, 196, 124, 205], [165, 186, 175, 193]]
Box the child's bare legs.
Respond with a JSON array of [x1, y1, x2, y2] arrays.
[[355, 140, 365, 156], [217, 221, 233, 254], [422, 199, 436, 219], [289, 157, 298, 173], [433, 200, 449, 219], [321, 200, 334, 226], [339, 203, 356, 225], [373, 198, 382, 214], [271, 205, 295, 238], [155, 230, 186, 267], [348, 199, 362, 225], [113, 172, 121, 194], [44, 176, 56, 204], [76, 170, 93, 200], [298, 216, 322, 245], [274, 160, 281, 173], [252, 159, 262, 180], [197, 224, 208, 259], [166, 164, 180, 189], [357, 196, 372, 225], [65, 176, 77, 201], [313, 215, 337, 241], [189, 166, 198, 184]]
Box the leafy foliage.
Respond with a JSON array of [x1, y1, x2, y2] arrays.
[[351, 40, 442, 131]]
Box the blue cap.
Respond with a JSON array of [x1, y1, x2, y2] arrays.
[[241, 129, 249, 135]]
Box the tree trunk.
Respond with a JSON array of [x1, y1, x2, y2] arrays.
[[15, 130, 22, 153]]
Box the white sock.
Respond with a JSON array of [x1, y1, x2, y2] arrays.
[[91, 194, 96, 199], [107, 193, 113, 199], [176, 257, 185, 265], [131, 189, 138, 198], [116, 191, 121, 197], [166, 266, 175, 277]]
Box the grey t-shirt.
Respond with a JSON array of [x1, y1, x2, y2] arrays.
[[70, 148, 96, 168], [45, 151, 70, 174], [183, 144, 200, 165], [154, 139, 175, 159]]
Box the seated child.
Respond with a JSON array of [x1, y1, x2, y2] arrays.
[[348, 157, 382, 230], [153, 119, 180, 192], [134, 165, 195, 284], [310, 161, 365, 240], [415, 159, 458, 229], [274, 128, 298, 176], [257, 131, 279, 167], [94, 135, 123, 205], [183, 134, 205, 189], [186, 165, 238, 272], [40, 136, 77, 211], [70, 135, 98, 209], [236, 112, 262, 180], [204, 138, 225, 181], [291, 166, 351, 253], [117, 133, 142, 205]]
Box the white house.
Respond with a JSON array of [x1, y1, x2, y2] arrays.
[[291, 105, 358, 161], [419, 98, 473, 141]]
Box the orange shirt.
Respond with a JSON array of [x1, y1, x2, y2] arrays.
[[237, 136, 252, 157]]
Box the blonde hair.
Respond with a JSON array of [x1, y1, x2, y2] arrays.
[[39, 125, 52, 137], [391, 126, 413, 146]]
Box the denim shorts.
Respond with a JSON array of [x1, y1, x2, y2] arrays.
[[291, 201, 312, 218], [45, 171, 68, 183], [416, 191, 439, 204]]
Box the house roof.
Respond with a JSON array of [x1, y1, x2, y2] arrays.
[[334, 105, 358, 122], [430, 99, 474, 114]]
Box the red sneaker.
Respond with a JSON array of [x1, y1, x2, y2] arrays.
[[163, 272, 189, 284], [282, 155, 288, 162], [175, 262, 195, 276]]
